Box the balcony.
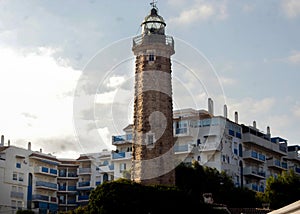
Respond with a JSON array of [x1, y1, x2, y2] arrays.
[[294, 166, 300, 175], [133, 34, 174, 51], [77, 167, 92, 175], [243, 167, 266, 179], [112, 151, 132, 160], [58, 171, 78, 179], [267, 159, 288, 171], [58, 185, 77, 192], [10, 191, 24, 199], [198, 142, 221, 152], [174, 144, 194, 154], [112, 134, 132, 145], [34, 166, 58, 177], [32, 194, 57, 203], [36, 181, 57, 190], [245, 183, 264, 192], [174, 127, 193, 137], [60, 199, 77, 206], [243, 133, 286, 155], [243, 150, 266, 163], [77, 195, 89, 203], [77, 181, 92, 190]]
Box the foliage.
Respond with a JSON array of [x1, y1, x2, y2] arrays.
[[259, 169, 300, 209], [175, 161, 261, 208], [86, 178, 227, 214]]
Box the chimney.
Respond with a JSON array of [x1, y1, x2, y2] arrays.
[[253, 121, 257, 129], [234, 111, 238, 123], [28, 142, 31, 151], [40, 148, 42, 153], [7, 140, 10, 146], [0, 135, 4, 146], [208, 98, 214, 115], [267, 126, 271, 138], [223, 104, 228, 118]]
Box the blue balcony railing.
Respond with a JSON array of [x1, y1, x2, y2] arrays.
[[78, 181, 90, 187], [258, 153, 266, 161], [36, 181, 57, 189], [112, 152, 126, 159], [50, 168, 57, 175], [32, 194, 49, 202], [251, 151, 258, 159], [68, 186, 76, 191], [78, 195, 89, 201], [175, 128, 187, 135], [59, 186, 66, 191]]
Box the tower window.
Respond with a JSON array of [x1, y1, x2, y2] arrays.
[[149, 54, 155, 62]]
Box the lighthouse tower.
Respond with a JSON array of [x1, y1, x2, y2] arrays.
[[131, 3, 175, 185]]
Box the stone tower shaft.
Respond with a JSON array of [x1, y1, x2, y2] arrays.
[[131, 6, 175, 185]]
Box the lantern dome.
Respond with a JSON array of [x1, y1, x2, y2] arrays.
[[141, 8, 166, 35]]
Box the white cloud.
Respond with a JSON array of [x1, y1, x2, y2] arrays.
[[0, 46, 81, 146], [281, 0, 300, 18], [226, 97, 275, 123], [287, 51, 300, 64], [106, 76, 126, 88], [292, 104, 300, 117], [169, 0, 228, 25], [242, 4, 255, 13]]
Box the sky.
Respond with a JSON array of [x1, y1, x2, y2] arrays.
[[0, 0, 300, 158]]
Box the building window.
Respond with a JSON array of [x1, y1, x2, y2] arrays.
[[17, 201, 23, 210], [18, 173, 24, 182], [11, 200, 16, 209], [239, 144, 243, 157], [16, 162, 21, 168], [13, 172, 17, 181], [120, 163, 126, 172], [18, 186, 23, 193]]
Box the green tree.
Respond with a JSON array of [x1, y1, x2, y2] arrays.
[[262, 170, 300, 209], [175, 162, 260, 208], [86, 178, 227, 214]]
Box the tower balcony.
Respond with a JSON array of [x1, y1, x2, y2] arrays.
[[132, 34, 174, 55]]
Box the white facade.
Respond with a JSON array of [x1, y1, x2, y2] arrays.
[[0, 145, 31, 213]]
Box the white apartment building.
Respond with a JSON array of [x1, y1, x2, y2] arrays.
[[0, 139, 59, 214], [111, 98, 295, 193]]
